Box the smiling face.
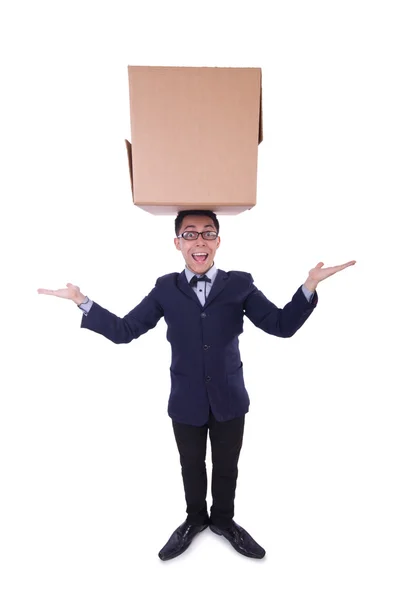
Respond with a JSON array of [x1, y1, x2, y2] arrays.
[[174, 214, 221, 275]]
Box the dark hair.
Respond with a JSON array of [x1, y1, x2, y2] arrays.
[[175, 210, 220, 236]]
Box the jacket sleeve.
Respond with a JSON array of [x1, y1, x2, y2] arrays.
[[243, 275, 318, 338], [80, 281, 164, 344]]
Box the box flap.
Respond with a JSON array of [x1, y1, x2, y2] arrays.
[[258, 71, 263, 144], [125, 139, 134, 196]]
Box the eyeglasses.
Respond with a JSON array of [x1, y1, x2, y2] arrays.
[[177, 231, 218, 241]]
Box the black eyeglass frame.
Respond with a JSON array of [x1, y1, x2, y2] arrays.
[[177, 231, 219, 241]]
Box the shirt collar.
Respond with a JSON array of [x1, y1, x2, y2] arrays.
[[185, 262, 218, 283]]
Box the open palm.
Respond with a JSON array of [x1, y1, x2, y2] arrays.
[[308, 261, 356, 284], [37, 283, 83, 302]]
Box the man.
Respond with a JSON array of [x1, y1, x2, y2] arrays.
[[37, 209, 356, 561]]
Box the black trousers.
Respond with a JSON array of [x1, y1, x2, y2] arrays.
[[172, 410, 245, 528]]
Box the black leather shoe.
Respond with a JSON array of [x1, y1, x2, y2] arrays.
[[158, 520, 208, 561], [209, 520, 266, 559]]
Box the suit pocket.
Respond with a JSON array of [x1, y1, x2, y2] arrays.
[[227, 363, 249, 407], [227, 362, 245, 388], [169, 369, 191, 396]]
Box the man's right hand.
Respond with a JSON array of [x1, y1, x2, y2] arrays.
[[37, 283, 86, 305]]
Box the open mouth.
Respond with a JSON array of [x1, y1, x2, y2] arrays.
[[192, 253, 208, 264]]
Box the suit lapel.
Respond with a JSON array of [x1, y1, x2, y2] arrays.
[[203, 269, 229, 308], [177, 271, 202, 307]]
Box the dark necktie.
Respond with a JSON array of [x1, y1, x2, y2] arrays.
[[189, 274, 211, 288]]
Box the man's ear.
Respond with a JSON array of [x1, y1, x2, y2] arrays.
[[174, 237, 181, 251], [216, 236, 221, 248]]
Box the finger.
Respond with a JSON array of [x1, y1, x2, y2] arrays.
[[335, 261, 357, 270]]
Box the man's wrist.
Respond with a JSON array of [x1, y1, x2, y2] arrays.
[[304, 278, 317, 292], [74, 293, 87, 305]]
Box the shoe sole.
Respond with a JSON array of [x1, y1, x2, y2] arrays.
[[209, 524, 266, 559]]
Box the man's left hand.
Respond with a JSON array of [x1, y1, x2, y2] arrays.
[[304, 260, 356, 292]]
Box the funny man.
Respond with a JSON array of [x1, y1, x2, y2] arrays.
[[37, 209, 356, 560]]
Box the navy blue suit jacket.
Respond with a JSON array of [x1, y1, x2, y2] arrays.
[[81, 270, 318, 425]]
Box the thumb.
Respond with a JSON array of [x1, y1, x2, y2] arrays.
[[315, 262, 324, 268]]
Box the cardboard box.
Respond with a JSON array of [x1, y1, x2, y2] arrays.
[[125, 66, 263, 215]]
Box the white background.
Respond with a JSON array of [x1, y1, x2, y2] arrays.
[[1, 1, 396, 598]]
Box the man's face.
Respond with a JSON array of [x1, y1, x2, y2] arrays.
[[174, 215, 221, 275]]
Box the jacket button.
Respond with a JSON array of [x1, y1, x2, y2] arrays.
[[205, 375, 211, 382], [201, 312, 207, 318], [203, 345, 210, 350]]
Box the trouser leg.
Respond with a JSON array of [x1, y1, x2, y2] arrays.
[[172, 419, 209, 525], [209, 412, 245, 528]]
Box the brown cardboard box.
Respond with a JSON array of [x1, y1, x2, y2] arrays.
[[125, 66, 263, 215]]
